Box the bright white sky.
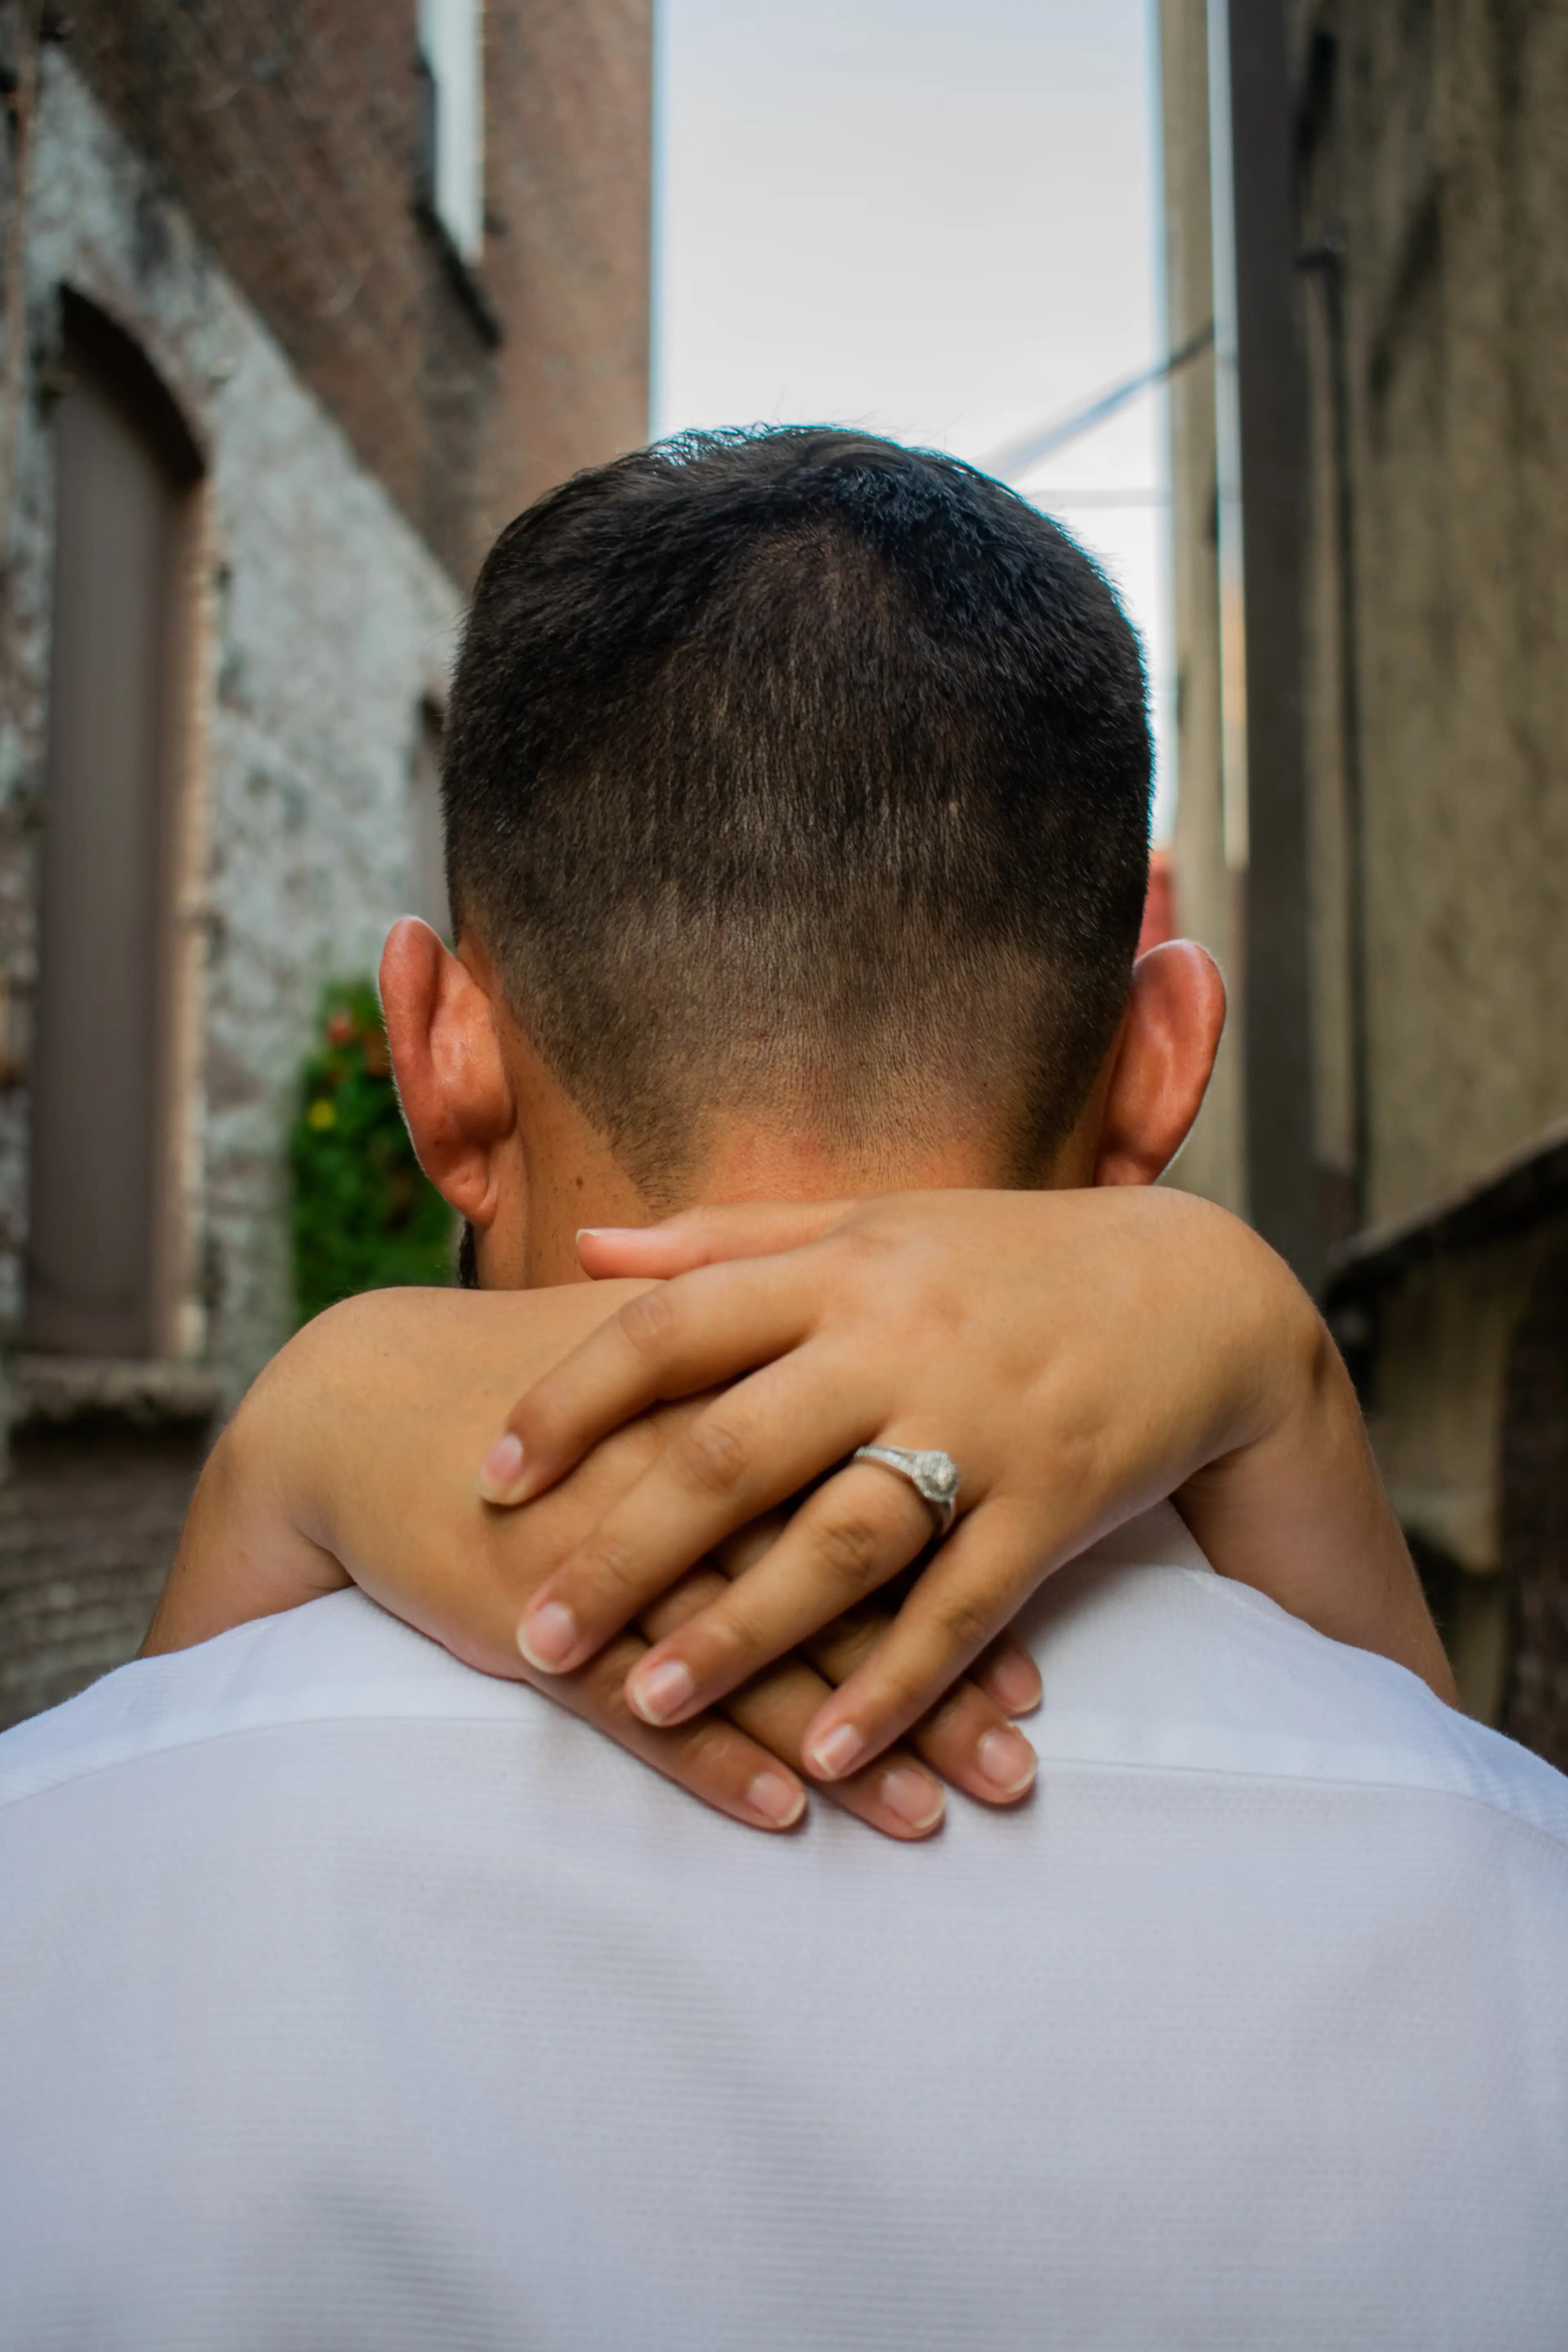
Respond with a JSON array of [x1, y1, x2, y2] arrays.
[[654, 0, 1173, 837]]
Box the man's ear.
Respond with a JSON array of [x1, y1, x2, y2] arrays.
[[1092, 940, 1227, 1187], [379, 918, 514, 1226]]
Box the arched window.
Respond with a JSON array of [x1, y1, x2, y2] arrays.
[[24, 294, 203, 1359]]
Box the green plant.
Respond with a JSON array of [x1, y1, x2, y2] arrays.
[[290, 980, 455, 1323]]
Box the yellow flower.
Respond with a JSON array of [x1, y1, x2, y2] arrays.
[[306, 1097, 337, 1131]]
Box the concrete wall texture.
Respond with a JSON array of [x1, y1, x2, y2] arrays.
[[1291, 0, 1568, 1750], [1292, 0, 1568, 1231], [0, 4, 652, 1722], [1160, 0, 1568, 1749]]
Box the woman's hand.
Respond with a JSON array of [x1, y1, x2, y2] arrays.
[[146, 1285, 1039, 1840], [479, 1188, 1453, 1787]]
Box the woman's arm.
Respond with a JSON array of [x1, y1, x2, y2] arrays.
[[145, 1283, 1039, 1841], [474, 1187, 1452, 1788], [149, 1186, 1449, 1836]]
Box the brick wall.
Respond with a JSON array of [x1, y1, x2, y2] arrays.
[[60, 0, 652, 589], [0, 1423, 207, 1729]]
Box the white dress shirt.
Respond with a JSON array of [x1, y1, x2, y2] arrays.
[[2, 1502, 1565, 2351]]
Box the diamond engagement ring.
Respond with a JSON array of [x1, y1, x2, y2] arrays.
[[852, 1444, 961, 1537]]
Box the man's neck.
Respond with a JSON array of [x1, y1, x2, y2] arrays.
[[477, 1110, 1026, 1290], [469, 976, 1071, 1289], [682, 1121, 1009, 1206]]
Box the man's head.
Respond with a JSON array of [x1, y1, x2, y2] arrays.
[[382, 426, 1224, 1285]]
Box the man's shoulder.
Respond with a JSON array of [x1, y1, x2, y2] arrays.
[[6, 1503, 1568, 1863], [0, 1590, 532, 1814], [1018, 1504, 1568, 1855]]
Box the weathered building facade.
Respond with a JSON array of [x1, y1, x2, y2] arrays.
[[1159, 0, 1568, 1754], [0, 0, 652, 1724]]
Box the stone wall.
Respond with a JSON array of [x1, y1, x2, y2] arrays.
[[0, 58, 465, 1719], [0, 9, 652, 1727], [4, 53, 463, 1399]]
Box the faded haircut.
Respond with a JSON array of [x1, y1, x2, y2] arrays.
[[441, 425, 1152, 1203]]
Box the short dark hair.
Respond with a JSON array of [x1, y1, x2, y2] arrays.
[[443, 426, 1150, 1201]]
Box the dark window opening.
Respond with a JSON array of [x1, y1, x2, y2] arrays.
[[25, 294, 203, 1359]]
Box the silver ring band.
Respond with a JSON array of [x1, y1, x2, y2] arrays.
[[852, 1444, 961, 1538]]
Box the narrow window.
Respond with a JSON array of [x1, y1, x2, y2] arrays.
[[418, 0, 485, 265], [25, 298, 202, 1359]]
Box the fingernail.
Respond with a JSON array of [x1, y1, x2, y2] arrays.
[[747, 1770, 806, 1827], [978, 1726, 1037, 1795], [576, 1227, 638, 1243], [879, 1766, 946, 1832], [806, 1721, 865, 1780], [629, 1656, 697, 1724], [986, 1650, 1043, 1716], [518, 1599, 579, 1671], [477, 1431, 526, 1503]]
